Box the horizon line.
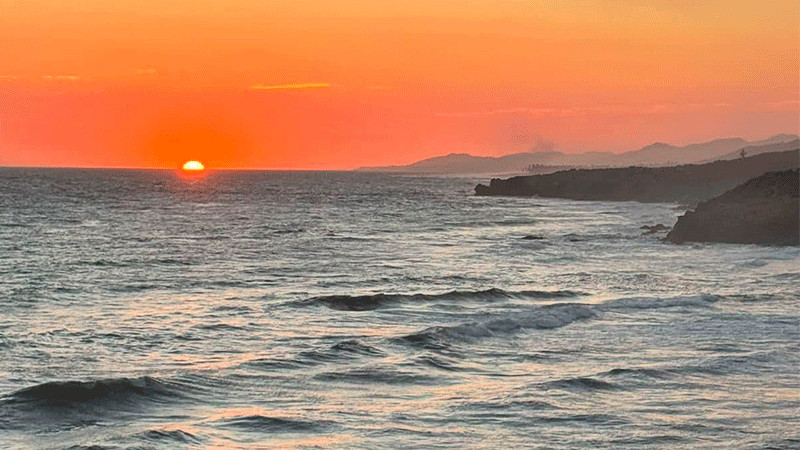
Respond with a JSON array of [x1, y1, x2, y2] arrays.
[[0, 164, 369, 172], [2, 132, 796, 172]]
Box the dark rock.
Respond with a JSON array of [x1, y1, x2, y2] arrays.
[[666, 169, 799, 246], [474, 149, 799, 204]]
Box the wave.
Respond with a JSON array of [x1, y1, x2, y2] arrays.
[[214, 415, 328, 433], [314, 366, 442, 385], [243, 357, 317, 371], [194, 322, 246, 332], [458, 398, 559, 411], [676, 351, 786, 376], [599, 367, 673, 379], [63, 446, 117, 450], [399, 303, 595, 348], [107, 283, 162, 293], [270, 228, 305, 235], [600, 294, 722, 311], [210, 304, 255, 313], [540, 376, 620, 392], [244, 340, 386, 372], [297, 340, 386, 364], [301, 288, 583, 311], [329, 339, 385, 356], [0, 222, 26, 228], [535, 413, 629, 426], [138, 428, 202, 445], [84, 257, 197, 268], [397, 293, 727, 349], [3, 376, 189, 406], [412, 354, 465, 372]]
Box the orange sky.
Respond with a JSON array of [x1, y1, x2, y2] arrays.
[[1, 0, 798, 169]]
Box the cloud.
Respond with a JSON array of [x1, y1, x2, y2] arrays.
[[435, 106, 625, 118], [435, 107, 532, 117], [758, 100, 799, 111], [248, 82, 330, 91], [136, 67, 158, 76], [642, 102, 731, 115], [436, 103, 737, 118], [43, 75, 80, 81], [0, 75, 18, 81]]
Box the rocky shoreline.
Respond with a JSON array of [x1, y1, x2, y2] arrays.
[[666, 169, 799, 246], [475, 150, 799, 205]]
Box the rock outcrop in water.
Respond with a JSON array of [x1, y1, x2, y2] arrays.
[[666, 169, 799, 246], [475, 149, 799, 204]]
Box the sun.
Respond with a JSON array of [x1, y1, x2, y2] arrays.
[[182, 160, 205, 171]]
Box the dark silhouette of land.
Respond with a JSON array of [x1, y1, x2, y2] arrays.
[[667, 169, 799, 246], [474, 149, 799, 205]]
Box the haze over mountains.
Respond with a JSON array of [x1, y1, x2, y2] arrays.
[[360, 134, 799, 175]]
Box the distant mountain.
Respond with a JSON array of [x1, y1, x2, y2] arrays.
[[359, 134, 799, 175], [358, 151, 577, 175], [612, 138, 746, 166], [750, 134, 800, 145]]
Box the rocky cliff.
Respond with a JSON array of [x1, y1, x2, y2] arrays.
[[666, 169, 799, 246], [475, 149, 799, 204]]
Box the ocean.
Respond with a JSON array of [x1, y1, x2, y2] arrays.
[[0, 168, 798, 449]]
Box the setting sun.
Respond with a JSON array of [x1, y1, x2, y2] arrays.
[[0, 2, 797, 448], [182, 160, 205, 171]]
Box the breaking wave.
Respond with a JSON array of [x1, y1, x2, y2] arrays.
[[399, 303, 595, 348], [397, 293, 730, 349], [600, 294, 722, 311]]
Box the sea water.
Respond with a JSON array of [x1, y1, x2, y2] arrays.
[[0, 168, 798, 448]]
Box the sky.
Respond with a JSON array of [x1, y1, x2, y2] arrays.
[[0, 0, 798, 169]]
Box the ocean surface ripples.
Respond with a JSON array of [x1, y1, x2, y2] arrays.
[[0, 169, 798, 448]]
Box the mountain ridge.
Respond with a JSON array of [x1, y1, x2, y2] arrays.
[[359, 134, 799, 175]]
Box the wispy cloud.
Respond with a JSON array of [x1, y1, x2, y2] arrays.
[[642, 103, 731, 114], [0, 75, 18, 81], [136, 67, 158, 76], [436, 103, 735, 118], [435, 107, 534, 117], [434, 106, 629, 118], [758, 99, 799, 111], [248, 82, 330, 91], [43, 75, 80, 81]]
